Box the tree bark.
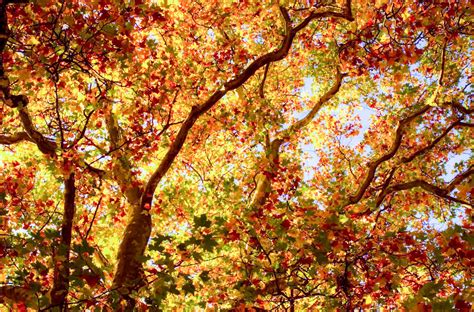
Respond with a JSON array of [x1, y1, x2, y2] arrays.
[[50, 172, 76, 310], [110, 3, 353, 303], [111, 203, 151, 294]]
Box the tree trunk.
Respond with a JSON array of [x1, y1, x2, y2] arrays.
[[112, 202, 151, 296], [50, 172, 76, 310]]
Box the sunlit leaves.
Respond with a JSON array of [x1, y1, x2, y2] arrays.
[[0, 0, 472, 310]]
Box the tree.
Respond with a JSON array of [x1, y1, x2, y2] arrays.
[[0, 0, 472, 310]]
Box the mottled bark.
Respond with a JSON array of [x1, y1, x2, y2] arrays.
[[251, 138, 283, 208], [111, 203, 151, 293], [111, 3, 354, 301]]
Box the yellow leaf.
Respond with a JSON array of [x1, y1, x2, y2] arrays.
[[365, 295, 373, 305], [27, 37, 40, 45]]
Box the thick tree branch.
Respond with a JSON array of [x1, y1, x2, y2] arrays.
[[352, 41, 452, 204], [142, 4, 354, 208], [0, 132, 33, 144], [17, 107, 57, 155], [113, 1, 354, 296], [369, 118, 471, 209], [279, 69, 345, 139], [386, 180, 471, 207], [458, 122, 473, 127], [347, 105, 431, 205], [400, 120, 462, 164], [251, 68, 345, 210], [449, 101, 473, 115], [446, 166, 473, 193], [377, 166, 473, 208], [1, 2, 56, 156], [104, 107, 141, 203]]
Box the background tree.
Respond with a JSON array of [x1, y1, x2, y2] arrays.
[[0, 0, 472, 310]]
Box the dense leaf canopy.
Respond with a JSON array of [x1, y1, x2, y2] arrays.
[[0, 0, 472, 310]]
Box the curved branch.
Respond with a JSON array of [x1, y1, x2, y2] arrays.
[[279, 69, 345, 139], [0, 108, 57, 155], [18, 107, 57, 155], [380, 166, 473, 207], [141, 4, 354, 209], [1, 2, 56, 156], [0, 132, 33, 144], [112, 1, 354, 296], [385, 180, 471, 207], [400, 119, 462, 164], [347, 105, 431, 205], [369, 121, 471, 209]]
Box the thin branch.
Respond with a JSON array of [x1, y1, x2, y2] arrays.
[[373, 121, 472, 207], [54, 82, 65, 149], [385, 179, 472, 207], [85, 195, 103, 240], [83, 161, 106, 178], [36, 200, 61, 235], [438, 40, 447, 87], [336, 141, 357, 181], [68, 109, 95, 149], [374, 167, 397, 208]]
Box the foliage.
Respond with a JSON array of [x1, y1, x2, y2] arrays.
[[0, 0, 472, 310]]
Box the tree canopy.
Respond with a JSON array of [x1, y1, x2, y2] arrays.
[[0, 0, 472, 310]]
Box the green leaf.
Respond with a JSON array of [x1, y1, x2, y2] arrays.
[[202, 234, 217, 252], [419, 282, 443, 299], [194, 214, 211, 228], [182, 282, 196, 294], [199, 271, 210, 282], [192, 251, 203, 261], [149, 235, 171, 252]]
